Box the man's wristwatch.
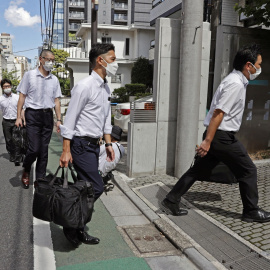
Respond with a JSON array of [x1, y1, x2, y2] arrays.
[[57, 119, 62, 122], [105, 143, 112, 147]]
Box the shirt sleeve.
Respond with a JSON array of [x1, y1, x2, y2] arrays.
[[215, 82, 242, 114], [104, 105, 112, 134], [54, 78, 62, 98], [17, 72, 29, 95], [60, 83, 89, 140]]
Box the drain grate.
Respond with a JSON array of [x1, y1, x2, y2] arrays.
[[122, 224, 179, 256], [136, 184, 270, 270]]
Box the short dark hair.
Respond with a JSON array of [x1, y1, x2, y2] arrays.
[[233, 43, 262, 71], [89, 43, 115, 68], [40, 49, 54, 57], [1, 78, 12, 89]]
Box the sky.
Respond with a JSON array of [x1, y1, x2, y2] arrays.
[[0, 0, 43, 66]]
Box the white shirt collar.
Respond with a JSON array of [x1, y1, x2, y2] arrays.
[[232, 69, 249, 87], [91, 70, 107, 87], [36, 67, 52, 79]]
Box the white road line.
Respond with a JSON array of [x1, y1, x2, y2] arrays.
[[33, 161, 56, 270]]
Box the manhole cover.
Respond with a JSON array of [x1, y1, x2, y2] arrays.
[[123, 224, 177, 254]]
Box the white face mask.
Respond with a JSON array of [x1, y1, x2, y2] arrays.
[[248, 63, 261, 80], [4, 88, 12, 95], [43, 61, 54, 71], [101, 57, 118, 76]]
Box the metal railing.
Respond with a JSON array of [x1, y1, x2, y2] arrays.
[[152, 0, 165, 8], [69, 12, 84, 18], [68, 37, 82, 42], [114, 2, 128, 9], [130, 101, 156, 123], [69, 1, 85, 7], [114, 14, 128, 21], [69, 24, 80, 30]]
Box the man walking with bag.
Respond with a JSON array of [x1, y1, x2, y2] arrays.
[[16, 49, 62, 189], [162, 44, 270, 223], [60, 43, 116, 247]]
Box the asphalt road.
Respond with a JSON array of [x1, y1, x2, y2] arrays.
[[0, 122, 33, 270]]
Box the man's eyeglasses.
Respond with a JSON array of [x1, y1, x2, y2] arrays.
[[42, 57, 55, 63], [2, 85, 11, 89]]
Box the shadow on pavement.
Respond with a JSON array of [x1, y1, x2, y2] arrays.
[[9, 170, 33, 188], [0, 152, 9, 160], [184, 191, 222, 202]]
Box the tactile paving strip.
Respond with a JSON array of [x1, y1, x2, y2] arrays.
[[137, 184, 270, 270]]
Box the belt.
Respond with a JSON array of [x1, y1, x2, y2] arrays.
[[27, 108, 53, 112], [206, 128, 236, 135], [3, 118, 16, 122], [75, 136, 100, 145]]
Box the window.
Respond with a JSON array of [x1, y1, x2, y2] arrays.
[[102, 37, 111, 44], [125, 38, 130, 55], [111, 74, 121, 83]]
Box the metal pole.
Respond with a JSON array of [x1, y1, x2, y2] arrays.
[[175, 0, 204, 178], [89, 0, 98, 74]]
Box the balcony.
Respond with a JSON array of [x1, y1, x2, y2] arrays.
[[114, 2, 128, 10], [68, 36, 82, 42], [69, 23, 80, 31], [69, 1, 84, 8], [114, 14, 128, 21], [69, 12, 84, 19]]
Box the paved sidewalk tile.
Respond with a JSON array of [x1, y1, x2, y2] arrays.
[[128, 163, 270, 254]]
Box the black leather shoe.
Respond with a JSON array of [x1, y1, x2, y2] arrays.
[[63, 228, 81, 248], [161, 199, 188, 216], [77, 230, 100, 245], [242, 209, 270, 223]]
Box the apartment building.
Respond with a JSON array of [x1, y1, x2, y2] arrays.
[[0, 43, 7, 81], [0, 33, 13, 56]]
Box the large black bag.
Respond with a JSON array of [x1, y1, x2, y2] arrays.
[[12, 126, 28, 163], [33, 164, 95, 228]]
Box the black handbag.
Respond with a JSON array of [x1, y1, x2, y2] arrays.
[[32, 164, 95, 228], [12, 126, 28, 163]]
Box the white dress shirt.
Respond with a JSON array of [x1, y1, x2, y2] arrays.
[[60, 71, 112, 140], [17, 67, 62, 109], [99, 142, 125, 176], [204, 69, 249, 132], [0, 93, 19, 120]]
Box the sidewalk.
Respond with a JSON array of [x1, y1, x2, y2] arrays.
[[46, 132, 199, 270]]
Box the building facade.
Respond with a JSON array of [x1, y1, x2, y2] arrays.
[[0, 33, 13, 57], [65, 23, 155, 91]]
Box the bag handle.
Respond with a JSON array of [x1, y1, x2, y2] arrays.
[[48, 163, 79, 188], [68, 162, 79, 182]]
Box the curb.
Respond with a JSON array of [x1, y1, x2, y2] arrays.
[[113, 171, 226, 270]]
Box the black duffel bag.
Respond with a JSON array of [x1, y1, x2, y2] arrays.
[[33, 164, 95, 228]]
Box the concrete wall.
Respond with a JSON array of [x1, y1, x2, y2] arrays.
[[127, 122, 157, 177]]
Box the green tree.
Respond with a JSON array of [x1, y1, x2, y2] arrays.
[[131, 57, 153, 87], [51, 48, 70, 95], [1, 69, 20, 92], [235, 0, 270, 27]]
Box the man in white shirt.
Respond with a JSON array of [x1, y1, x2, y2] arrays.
[[162, 44, 270, 223], [99, 125, 125, 191], [0, 79, 19, 162], [60, 43, 116, 248], [16, 49, 62, 189]]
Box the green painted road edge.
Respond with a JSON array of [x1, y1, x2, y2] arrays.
[[57, 257, 151, 270]]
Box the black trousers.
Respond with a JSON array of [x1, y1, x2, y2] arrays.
[[2, 118, 16, 156], [166, 130, 258, 214], [71, 137, 103, 201], [23, 108, 54, 179]]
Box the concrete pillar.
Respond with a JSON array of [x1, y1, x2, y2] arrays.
[[175, 0, 204, 178], [153, 18, 181, 175]]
